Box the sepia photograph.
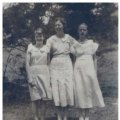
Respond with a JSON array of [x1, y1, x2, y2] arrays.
[[3, 3, 118, 120]]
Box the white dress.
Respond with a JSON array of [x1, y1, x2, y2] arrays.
[[46, 34, 78, 107], [74, 40, 105, 108], [26, 43, 52, 101]]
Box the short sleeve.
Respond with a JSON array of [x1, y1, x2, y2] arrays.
[[91, 42, 99, 54], [67, 34, 79, 47], [26, 43, 33, 54], [67, 34, 84, 56], [41, 45, 50, 53]]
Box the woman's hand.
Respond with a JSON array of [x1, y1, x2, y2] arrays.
[[28, 81, 36, 87]]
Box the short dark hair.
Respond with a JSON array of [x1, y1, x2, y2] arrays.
[[79, 23, 88, 29], [55, 17, 66, 26], [34, 27, 43, 34]]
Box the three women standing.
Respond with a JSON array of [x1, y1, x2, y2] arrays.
[[26, 18, 105, 120]]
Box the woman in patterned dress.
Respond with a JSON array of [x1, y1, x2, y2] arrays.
[[46, 18, 78, 120], [26, 28, 52, 120], [73, 23, 105, 120]]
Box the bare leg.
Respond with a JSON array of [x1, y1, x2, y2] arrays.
[[57, 107, 62, 120], [63, 107, 67, 120], [85, 109, 89, 120], [40, 101, 46, 120], [79, 109, 85, 120], [31, 101, 39, 120]]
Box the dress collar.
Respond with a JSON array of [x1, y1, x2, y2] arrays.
[[55, 34, 68, 42]]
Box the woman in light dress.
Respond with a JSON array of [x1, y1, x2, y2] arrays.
[[73, 23, 105, 120], [46, 17, 78, 120], [26, 28, 52, 120]]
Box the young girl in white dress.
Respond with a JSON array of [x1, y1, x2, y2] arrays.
[[26, 28, 52, 120], [73, 23, 105, 120]]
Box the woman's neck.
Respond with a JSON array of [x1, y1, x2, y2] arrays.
[[79, 36, 87, 42], [35, 42, 43, 48], [56, 31, 65, 38]]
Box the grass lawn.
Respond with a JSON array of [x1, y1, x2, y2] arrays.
[[3, 97, 117, 120]]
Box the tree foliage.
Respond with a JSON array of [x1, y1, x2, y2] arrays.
[[3, 3, 118, 46], [3, 3, 118, 101]]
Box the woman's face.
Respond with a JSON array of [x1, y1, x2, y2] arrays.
[[55, 20, 64, 33], [35, 31, 44, 44], [78, 24, 88, 38]]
